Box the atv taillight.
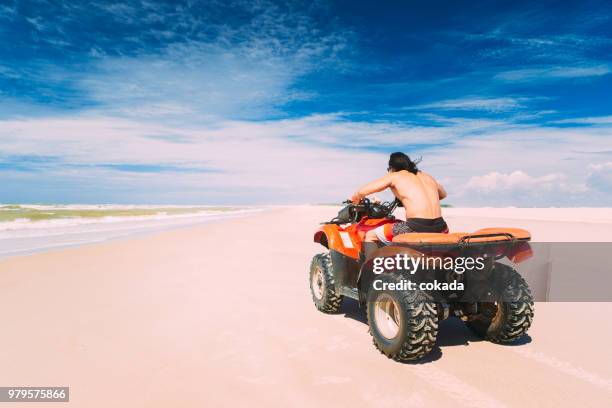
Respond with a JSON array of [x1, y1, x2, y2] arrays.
[[508, 241, 533, 263]]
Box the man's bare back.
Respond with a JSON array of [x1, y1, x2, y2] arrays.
[[351, 170, 447, 219], [351, 152, 448, 244], [391, 170, 446, 218]]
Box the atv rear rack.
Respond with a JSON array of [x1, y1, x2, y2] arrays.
[[395, 231, 528, 260]]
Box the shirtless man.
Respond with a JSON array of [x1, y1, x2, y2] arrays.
[[351, 152, 448, 247]]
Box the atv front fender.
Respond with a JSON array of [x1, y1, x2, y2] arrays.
[[314, 224, 359, 259]]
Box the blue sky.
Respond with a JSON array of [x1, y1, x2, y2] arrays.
[[1, 0, 612, 205]]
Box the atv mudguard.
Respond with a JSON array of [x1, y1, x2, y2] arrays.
[[314, 225, 361, 291], [314, 224, 359, 259]]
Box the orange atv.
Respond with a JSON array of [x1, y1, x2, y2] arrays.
[[310, 198, 534, 361]]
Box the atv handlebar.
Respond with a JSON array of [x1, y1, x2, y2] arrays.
[[326, 198, 398, 224], [342, 197, 370, 205]]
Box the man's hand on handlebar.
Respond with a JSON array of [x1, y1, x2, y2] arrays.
[[350, 193, 380, 205]]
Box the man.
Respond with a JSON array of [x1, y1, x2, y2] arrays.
[[351, 152, 448, 249]]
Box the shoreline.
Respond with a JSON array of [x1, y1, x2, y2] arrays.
[[0, 208, 266, 260]]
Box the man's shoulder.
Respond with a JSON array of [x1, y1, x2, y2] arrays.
[[417, 170, 433, 180], [390, 170, 418, 184], [394, 170, 426, 178]]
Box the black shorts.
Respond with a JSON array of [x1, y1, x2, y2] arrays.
[[392, 217, 449, 235]]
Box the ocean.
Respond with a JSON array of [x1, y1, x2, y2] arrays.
[[0, 204, 262, 258]]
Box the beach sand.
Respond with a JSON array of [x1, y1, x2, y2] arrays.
[[0, 206, 611, 407]]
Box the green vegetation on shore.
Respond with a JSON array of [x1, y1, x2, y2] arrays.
[[0, 205, 240, 223]]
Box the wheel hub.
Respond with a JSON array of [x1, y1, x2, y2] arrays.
[[312, 267, 325, 300], [373, 294, 401, 339]]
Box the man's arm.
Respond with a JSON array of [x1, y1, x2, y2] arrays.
[[351, 174, 392, 203], [437, 181, 447, 200], [423, 171, 447, 200]]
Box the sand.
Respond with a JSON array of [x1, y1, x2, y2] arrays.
[[0, 206, 611, 407]]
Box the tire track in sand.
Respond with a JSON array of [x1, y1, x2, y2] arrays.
[[511, 347, 612, 393], [336, 318, 508, 408]]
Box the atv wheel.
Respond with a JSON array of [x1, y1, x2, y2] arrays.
[[467, 263, 534, 343], [309, 252, 343, 313], [367, 273, 438, 361]]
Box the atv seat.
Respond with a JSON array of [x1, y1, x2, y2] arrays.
[[392, 227, 530, 245]]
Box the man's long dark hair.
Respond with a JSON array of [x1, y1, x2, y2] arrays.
[[388, 152, 420, 174]]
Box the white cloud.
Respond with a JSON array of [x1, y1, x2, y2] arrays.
[[587, 162, 612, 192], [495, 65, 611, 82], [553, 116, 612, 125], [76, 12, 349, 122], [457, 170, 591, 206], [406, 97, 527, 112], [4, 2, 612, 206], [0, 3, 16, 19], [82, 43, 297, 121], [0, 115, 390, 204], [465, 29, 612, 66], [464, 171, 576, 192], [2, 0, 350, 123], [2, 113, 612, 205]]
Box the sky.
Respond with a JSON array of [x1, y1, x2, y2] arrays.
[[1, 0, 612, 206]]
